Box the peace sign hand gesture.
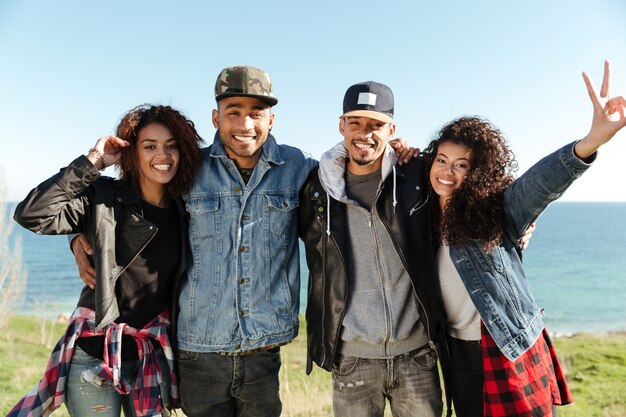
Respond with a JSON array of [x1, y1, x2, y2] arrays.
[[576, 60, 626, 159]]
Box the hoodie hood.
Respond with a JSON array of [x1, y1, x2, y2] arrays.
[[318, 141, 398, 202]]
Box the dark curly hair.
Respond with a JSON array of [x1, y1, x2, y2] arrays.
[[115, 104, 204, 198], [424, 116, 518, 250]]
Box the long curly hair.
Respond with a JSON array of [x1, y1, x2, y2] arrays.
[[424, 116, 518, 250], [115, 104, 204, 198]]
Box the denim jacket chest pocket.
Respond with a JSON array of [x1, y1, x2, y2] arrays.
[[460, 244, 524, 317], [265, 193, 299, 236], [186, 196, 220, 241]]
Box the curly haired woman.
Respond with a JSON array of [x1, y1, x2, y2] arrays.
[[425, 61, 625, 417], [10, 104, 204, 417]]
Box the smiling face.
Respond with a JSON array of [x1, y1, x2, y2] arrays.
[[429, 141, 473, 211], [340, 116, 396, 175], [136, 123, 180, 197], [212, 96, 274, 168]]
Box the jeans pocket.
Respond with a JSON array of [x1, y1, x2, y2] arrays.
[[176, 349, 199, 363], [332, 355, 361, 376], [81, 370, 106, 387], [410, 347, 438, 371]]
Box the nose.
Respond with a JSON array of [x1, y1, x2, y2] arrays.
[[243, 115, 254, 130], [157, 145, 171, 157]]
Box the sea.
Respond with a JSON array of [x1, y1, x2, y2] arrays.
[[6, 202, 626, 335]]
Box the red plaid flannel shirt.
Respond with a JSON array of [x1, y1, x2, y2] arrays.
[[7, 307, 178, 417], [482, 327, 573, 417]]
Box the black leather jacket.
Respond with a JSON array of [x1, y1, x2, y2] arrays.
[[14, 155, 187, 341], [298, 156, 451, 410]]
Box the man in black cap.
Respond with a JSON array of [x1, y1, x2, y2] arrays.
[[299, 81, 451, 417]]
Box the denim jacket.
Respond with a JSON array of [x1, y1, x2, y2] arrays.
[[177, 132, 318, 352], [449, 141, 594, 361]]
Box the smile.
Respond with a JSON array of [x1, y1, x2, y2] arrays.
[[353, 140, 376, 150], [437, 178, 455, 185], [152, 164, 172, 172], [234, 135, 256, 143]]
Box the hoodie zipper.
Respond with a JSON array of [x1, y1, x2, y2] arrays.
[[368, 209, 394, 357], [378, 205, 434, 346]]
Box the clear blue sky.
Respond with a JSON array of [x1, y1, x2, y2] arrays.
[[1, 0, 625, 201]]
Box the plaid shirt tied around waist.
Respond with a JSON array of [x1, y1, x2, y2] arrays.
[[7, 307, 178, 417]]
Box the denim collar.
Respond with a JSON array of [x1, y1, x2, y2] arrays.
[[209, 131, 285, 166]]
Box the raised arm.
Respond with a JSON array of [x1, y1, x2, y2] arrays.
[[504, 61, 625, 240]]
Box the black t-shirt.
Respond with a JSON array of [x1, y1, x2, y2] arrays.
[[78, 200, 181, 360]]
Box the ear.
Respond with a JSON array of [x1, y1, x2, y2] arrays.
[[388, 122, 397, 137], [268, 111, 275, 130], [339, 118, 346, 135], [212, 109, 219, 128]]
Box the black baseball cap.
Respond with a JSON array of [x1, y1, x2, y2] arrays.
[[340, 81, 394, 123]]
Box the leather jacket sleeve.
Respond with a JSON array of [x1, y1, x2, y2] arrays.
[[14, 155, 100, 235]]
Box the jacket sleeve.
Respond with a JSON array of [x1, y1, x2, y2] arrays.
[[503, 141, 595, 240], [13, 155, 100, 235]]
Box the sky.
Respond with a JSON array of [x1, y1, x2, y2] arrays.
[[1, 0, 626, 202]]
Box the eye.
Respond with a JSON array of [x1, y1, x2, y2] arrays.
[[145, 145, 156, 150], [168, 143, 179, 150], [371, 122, 385, 129]]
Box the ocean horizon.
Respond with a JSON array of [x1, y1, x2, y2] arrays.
[[6, 201, 626, 335]]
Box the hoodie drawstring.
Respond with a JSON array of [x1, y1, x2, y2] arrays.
[[326, 193, 331, 236], [392, 165, 397, 213]]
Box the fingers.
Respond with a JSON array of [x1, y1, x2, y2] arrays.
[[102, 136, 130, 154], [71, 234, 96, 289], [600, 60, 611, 99], [582, 71, 602, 113], [78, 260, 97, 289], [93, 135, 129, 155], [519, 222, 536, 251], [389, 137, 419, 165]]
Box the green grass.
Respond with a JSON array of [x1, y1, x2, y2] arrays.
[[1, 315, 625, 417]]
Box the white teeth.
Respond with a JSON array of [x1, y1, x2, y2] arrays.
[[354, 142, 374, 149], [438, 178, 454, 185], [153, 164, 171, 171], [234, 135, 254, 142]]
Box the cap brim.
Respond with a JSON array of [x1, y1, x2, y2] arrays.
[[340, 110, 393, 124], [216, 93, 278, 106]]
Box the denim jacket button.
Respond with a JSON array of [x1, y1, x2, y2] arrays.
[[239, 246, 245, 252]]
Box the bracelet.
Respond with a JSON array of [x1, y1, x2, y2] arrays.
[[88, 148, 105, 171]]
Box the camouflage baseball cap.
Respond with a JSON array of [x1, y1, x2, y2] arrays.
[[214, 65, 278, 106]]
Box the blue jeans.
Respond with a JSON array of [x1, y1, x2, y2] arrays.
[[65, 346, 170, 417], [331, 345, 442, 417], [176, 348, 282, 417]]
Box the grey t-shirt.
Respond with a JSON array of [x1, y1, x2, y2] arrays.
[[345, 169, 379, 210]]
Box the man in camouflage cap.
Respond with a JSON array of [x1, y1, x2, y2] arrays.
[[175, 65, 318, 417]]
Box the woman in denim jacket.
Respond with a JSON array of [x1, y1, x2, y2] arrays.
[[11, 105, 204, 417], [425, 61, 626, 417]]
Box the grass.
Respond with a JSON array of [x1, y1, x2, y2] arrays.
[[1, 315, 625, 417]]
